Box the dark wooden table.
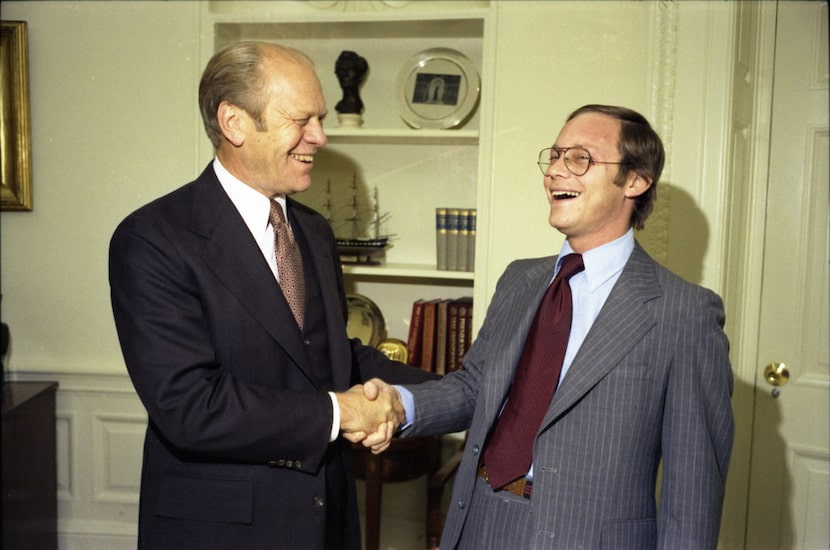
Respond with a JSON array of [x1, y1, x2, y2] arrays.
[[2, 381, 59, 550]]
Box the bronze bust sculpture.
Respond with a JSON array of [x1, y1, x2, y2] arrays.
[[335, 50, 368, 115]]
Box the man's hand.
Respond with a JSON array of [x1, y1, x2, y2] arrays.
[[363, 377, 404, 423], [336, 382, 402, 452], [359, 378, 404, 454]]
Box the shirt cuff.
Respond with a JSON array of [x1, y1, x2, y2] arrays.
[[328, 391, 340, 442], [395, 385, 415, 431]]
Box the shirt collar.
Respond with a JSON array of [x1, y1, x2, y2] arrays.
[[213, 158, 287, 233], [558, 228, 635, 290]]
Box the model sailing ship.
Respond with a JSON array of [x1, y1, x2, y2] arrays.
[[326, 175, 391, 265]]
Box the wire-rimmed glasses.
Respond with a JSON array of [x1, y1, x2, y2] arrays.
[[537, 146, 630, 177]]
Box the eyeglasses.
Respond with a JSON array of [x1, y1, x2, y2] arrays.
[[537, 146, 630, 177]]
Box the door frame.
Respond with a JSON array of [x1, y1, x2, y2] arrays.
[[717, 1, 778, 549]]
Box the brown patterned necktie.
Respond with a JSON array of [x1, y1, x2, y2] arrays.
[[270, 201, 305, 329], [482, 253, 584, 489]]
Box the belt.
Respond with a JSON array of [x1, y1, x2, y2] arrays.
[[477, 465, 532, 499]]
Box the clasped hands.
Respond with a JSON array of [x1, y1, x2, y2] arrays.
[[335, 378, 401, 454]]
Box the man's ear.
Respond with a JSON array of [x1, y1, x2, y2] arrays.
[[624, 172, 652, 199], [217, 101, 247, 147]]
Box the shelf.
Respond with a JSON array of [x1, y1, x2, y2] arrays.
[[209, 15, 484, 132], [326, 127, 478, 145], [342, 263, 474, 281], [208, 5, 490, 27]]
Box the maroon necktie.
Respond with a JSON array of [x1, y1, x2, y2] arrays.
[[270, 201, 305, 328], [482, 253, 584, 489]]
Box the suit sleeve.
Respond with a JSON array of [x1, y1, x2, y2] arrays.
[[350, 340, 439, 385], [658, 288, 734, 549], [400, 259, 535, 437], [109, 213, 333, 471]]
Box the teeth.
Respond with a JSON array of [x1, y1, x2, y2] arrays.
[[290, 154, 313, 163], [553, 191, 580, 199]]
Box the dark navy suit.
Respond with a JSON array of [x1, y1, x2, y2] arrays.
[[110, 164, 429, 549]]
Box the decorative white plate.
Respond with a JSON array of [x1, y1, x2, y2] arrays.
[[396, 48, 480, 129]]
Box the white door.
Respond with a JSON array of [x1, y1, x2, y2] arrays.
[[745, 2, 829, 549]]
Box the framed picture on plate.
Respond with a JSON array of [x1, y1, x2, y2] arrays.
[[396, 48, 480, 130]]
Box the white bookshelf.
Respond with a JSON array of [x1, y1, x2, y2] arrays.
[[202, 1, 493, 339]]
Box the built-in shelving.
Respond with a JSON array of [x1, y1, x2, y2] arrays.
[[203, 2, 491, 337]]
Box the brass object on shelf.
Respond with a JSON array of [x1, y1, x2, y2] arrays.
[[376, 338, 408, 363], [345, 293, 386, 347]]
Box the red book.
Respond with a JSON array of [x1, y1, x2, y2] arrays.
[[406, 299, 426, 367], [434, 299, 451, 375], [453, 297, 473, 370], [445, 299, 462, 373], [463, 300, 473, 356], [420, 299, 440, 372]]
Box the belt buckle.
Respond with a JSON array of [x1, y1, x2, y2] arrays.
[[521, 479, 533, 499]]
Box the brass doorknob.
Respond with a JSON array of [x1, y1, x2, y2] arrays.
[[764, 363, 790, 386]]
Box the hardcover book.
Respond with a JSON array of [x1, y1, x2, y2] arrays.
[[435, 208, 448, 271], [406, 299, 426, 367], [446, 208, 460, 271], [420, 299, 440, 372], [434, 299, 451, 375], [466, 209, 476, 272]]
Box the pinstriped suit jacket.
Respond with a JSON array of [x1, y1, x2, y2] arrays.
[[404, 243, 734, 550]]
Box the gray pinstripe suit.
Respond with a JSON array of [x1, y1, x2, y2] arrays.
[[403, 243, 734, 549]]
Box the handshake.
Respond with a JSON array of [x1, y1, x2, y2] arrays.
[[335, 378, 403, 455]]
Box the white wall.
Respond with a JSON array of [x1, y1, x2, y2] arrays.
[[482, 1, 656, 293], [2, 1, 203, 376], [481, 0, 733, 297]]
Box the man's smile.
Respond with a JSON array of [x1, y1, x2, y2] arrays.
[[551, 190, 581, 200], [289, 153, 314, 163]]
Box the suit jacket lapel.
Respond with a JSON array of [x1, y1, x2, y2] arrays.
[[544, 244, 662, 423], [287, 199, 354, 391], [189, 167, 317, 385]]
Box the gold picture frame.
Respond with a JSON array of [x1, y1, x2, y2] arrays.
[[1, 21, 32, 211]]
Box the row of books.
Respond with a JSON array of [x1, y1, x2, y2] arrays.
[[406, 297, 473, 375], [436, 208, 476, 272]]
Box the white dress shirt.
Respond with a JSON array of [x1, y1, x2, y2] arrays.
[[213, 158, 341, 442]]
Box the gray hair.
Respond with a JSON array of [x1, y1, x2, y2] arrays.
[[198, 41, 315, 148]]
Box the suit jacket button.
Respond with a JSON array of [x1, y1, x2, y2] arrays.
[[472, 445, 480, 455], [294, 460, 302, 469], [267, 460, 279, 468], [303, 338, 311, 346], [285, 460, 294, 469], [457, 499, 465, 509], [313, 496, 325, 508]]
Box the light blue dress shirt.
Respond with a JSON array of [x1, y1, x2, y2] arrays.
[[398, 229, 636, 464]]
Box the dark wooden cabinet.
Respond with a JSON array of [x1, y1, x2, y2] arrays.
[[2, 381, 59, 550]]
